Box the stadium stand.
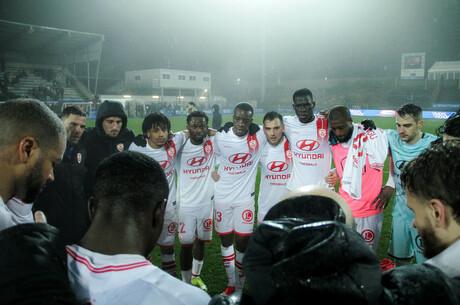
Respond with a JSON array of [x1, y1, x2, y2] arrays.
[[0, 19, 104, 114]]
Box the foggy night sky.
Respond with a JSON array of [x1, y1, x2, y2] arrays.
[[1, 0, 459, 86]]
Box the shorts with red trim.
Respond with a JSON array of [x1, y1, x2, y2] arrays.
[[178, 204, 213, 245], [157, 208, 176, 247], [214, 200, 254, 236]]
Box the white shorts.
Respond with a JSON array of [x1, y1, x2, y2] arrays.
[[178, 205, 213, 245], [214, 200, 255, 236], [157, 208, 177, 247], [355, 211, 384, 253]]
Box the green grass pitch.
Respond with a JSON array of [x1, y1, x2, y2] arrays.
[[86, 114, 444, 296]]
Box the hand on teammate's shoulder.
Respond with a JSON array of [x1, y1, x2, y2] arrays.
[[133, 134, 148, 147], [218, 122, 234, 133], [361, 119, 376, 131]]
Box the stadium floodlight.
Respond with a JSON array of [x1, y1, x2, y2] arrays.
[[152, 95, 160, 99], [123, 95, 131, 98]]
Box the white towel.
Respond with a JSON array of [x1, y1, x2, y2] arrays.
[[342, 124, 388, 199]]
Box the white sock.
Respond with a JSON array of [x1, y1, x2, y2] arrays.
[[221, 245, 235, 287], [192, 258, 204, 278], [161, 253, 177, 277], [181, 269, 192, 284], [235, 250, 245, 291]]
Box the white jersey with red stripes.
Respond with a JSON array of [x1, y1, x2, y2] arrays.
[[283, 114, 331, 190], [176, 136, 215, 207], [214, 127, 267, 204], [66, 245, 210, 305], [258, 137, 292, 217], [129, 132, 187, 212]]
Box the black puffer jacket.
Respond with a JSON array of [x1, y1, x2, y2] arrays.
[[0, 223, 78, 305], [244, 219, 385, 305], [82, 100, 135, 197], [382, 264, 460, 305]]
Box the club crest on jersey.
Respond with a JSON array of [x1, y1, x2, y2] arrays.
[[116, 143, 124, 151], [167, 147, 175, 157], [77, 153, 82, 164], [248, 139, 257, 149], [204, 143, 212, 154], [319, 128, 327, 138], [286, 149, 292, 159]]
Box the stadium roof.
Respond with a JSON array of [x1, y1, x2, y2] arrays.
[[427, 61, 460, 80], [428, 61, 460, 73], [0, 19, 104, 57]]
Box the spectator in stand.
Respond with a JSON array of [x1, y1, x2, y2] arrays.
[[59, 87, 64, 100], [186, 102, 197, 115], [212, 104, 222, 130]]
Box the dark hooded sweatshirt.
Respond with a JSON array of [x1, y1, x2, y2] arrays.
[[81, 100, 135, 197]]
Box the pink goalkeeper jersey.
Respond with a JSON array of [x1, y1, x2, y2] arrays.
[[332, 141, 383, 218]]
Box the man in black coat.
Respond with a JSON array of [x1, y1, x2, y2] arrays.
[[212, 104, 222, 130], [82, 100, 135, 197], [33, 106, 89, 245]]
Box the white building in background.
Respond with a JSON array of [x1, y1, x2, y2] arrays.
[[427, 61, 460, 80], [124, 68, 212, 105]]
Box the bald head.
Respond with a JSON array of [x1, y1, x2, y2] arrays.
[[329, 106, 352, 122], [278, 185, 355, 228], [0, 99, 65, 150]]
